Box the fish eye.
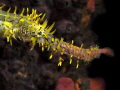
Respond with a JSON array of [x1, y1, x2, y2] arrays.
[[38, 32, 42, 35]]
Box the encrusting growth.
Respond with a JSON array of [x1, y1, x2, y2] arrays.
[[0, 4, 114, 68]]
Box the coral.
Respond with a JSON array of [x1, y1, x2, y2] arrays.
[[88, 77, 106, 90], [55, 77, 75, 90]]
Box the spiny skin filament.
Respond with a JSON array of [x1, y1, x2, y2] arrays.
[[0, 5, 113, 68]]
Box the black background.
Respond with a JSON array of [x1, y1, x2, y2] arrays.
[[88, 0, 118, 90]]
